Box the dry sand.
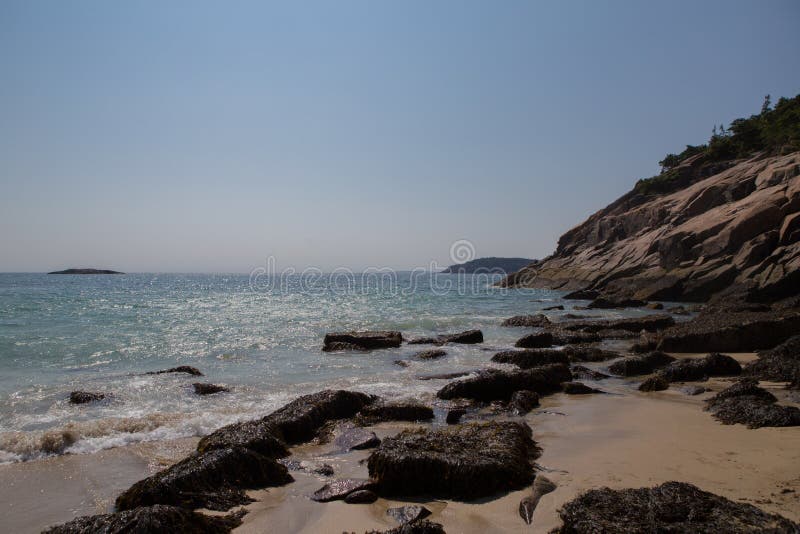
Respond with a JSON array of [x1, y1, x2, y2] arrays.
[[2, 353, 798, 533]]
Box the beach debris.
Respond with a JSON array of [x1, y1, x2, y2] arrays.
[[705, 378, 800, 428], [519, 475, 557, 525], [608, 351, 675, 376], [43, 504, 246, 534], [659, 353, 741, 382], [323, 331, 403, 352], [414, 349, 447, 360], [193, 382, 230, 395], [493, 349, 569, 368], [311, 478, 377, 502], [437, 364, 572, 402], [115, 447, 293, 511], [147, 365, 203, 376], [501, 314, 551, 327], [570, 366, 610, 380], [344, 489, 379, 504], [68, 391, 105, 404], [638, 376, 669, 392], [387, 505, 432, 525], [561, 381, 602, 395], [552, 481, 799, 532], [367, 421, 538, 500], [356, 401, 434, 425], [509, 390, 540, 415], [407, 329, 484, 345]]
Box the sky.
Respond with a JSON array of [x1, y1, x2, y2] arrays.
[[1, 1, 799, 273]]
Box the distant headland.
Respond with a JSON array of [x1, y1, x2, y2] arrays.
[[441, 257, 534, 274], [48, 268, 124, 275]]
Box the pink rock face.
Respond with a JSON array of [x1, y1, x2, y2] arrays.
[[502, 152, 800, 302]]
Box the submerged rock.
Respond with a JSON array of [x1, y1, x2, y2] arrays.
[[638, 376, 669, 392], [115, 447, 293, 511], [414, 349, 447, 360], [608, 351, 675, 377], [311, 478, 377, 502], [553, 481, 798, 533], [387, 505, 432, 525], [501, 314, 551, 327], [43, 505, 244, 534], [519, 475, 557, 525], [744, 335, 800, 386], [323, 331, 403, 351], [492, 349, 569, 368], [193, 382, 230, 395], [147, 366, 203, 376], [68, 391, 105, 404], [408, 329, 484, 345], [570, 366, 610, 380], [659, 353, 741, 382], [368, 421, 538, 500], [356, 401, 434, 425], [705, 379, 800, 428], [561, 381, 602, 395], [437, 364, 572, 402]]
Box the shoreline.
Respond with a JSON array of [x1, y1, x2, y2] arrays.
[[3, 352, 798, 533]]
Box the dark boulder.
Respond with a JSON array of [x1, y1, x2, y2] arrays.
[[335, 425, 381, 451], [69, 391, 105, 404], [437, 364, 572, 402], [193, 383, 230, 395], [659, 353, 741, 382], [563, 289, 600, 300], [587, 297, 647, 309], [408, 330, 484, 345], [414, 349, 447, 360], [509, 390, 540, 415], [561, 346, 620, 362], [557, 314, 675, 333], [515, 332, 554, 349], [416, 371, 472, 381], [561, 381, 602, 395], [147, 366, 203, 376], [368, 421, 539, 500], [570, 366, 610, 380], [550, 330, 602, 344], [646, 302, 664, 310], [608, 352, 675, 377], [705, 379, 800, 428], [323, 331, 403, 351], [543, 305, 565, 311], [638, 376, 669, 392], [553, 481, 798, 533], [344, 489, 378, 504], [445, 408, 466, 424], [501, 314, 551, 327], [43, 505, 244, 534], [311, 478, 377, 502], [744, 335, 800, 386], [115, 447, 293, 511], [387, 505, 432, 525], [492, 349, 569, 368], [357, 401, 434, 425]]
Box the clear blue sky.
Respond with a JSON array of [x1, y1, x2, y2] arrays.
[[1, 1, 798, 272]]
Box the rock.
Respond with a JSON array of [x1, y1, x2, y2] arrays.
[[357, 401, 434, 424], [646, 302, 664, 310], [556, 314, 675, 333], [705, 379, 800, 428], [588, 297, 647, 309], [638, 376, 669, 392], [193, 382, 230, 395], [416, 372, 472, 381], [311, 478, 377, 502], [561, 381, 602, 394], [563, 289, 600, 300], [335, 425, 381, 451], [324, 341, 369, 352], [659, 353, 741, 382], [492, 349, 570, 368], [414, 349, 447, 360], [344, 489, 379, 504], [373, 520, 446, 534], [501, 314, 551, 327], [509, 390, 540, 415], [744, 335, 800, 386], [408, 330, 484, 345], [550, 330, 602, 344], [682, 385, 708, 395], [69, 391, 105, 404], [367, 421, 539, 500], [543, 305, 565, 310], [394, 360, 410, 367], [515, 332, 554, 349], [314, 464, 335, 476], [570, 366, 610, 380], [48, 268, 123, 275], [43, 505, 244, 534], [667, 305, 690, 315], [553, 481, 798, 533], [441, 257, 534, 274], [387, 505, 432, 525], [437, 364, 572, 402], [147, 366, 203, 376], [445, 409, 466, 424], [519, 475, 557, 525], [560, 346, 621, 362], [323, 331, 403, 351], [115, 447, 293, 511], [608, 351, 675, 376], [197, 390, 375, 455]]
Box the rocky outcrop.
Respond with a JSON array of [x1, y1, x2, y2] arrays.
[[367, 421, 538, 500], [323, 331, 403, 351], [442, 257, 534, 274], [553, 481, 798, 533], [436, 364, 572, 402], [43, 505, 244, 533], [500, 153, 800, 304]]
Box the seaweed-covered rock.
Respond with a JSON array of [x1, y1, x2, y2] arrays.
[[561, 346, 620, 362], [561, 381, 602, 395], [587, 297, 647, 309], [553, 481, 799, 533], [705, 379, 800, 428], [515, 332, 554, 349], [323, 331, 403, 351], [501, 314, 551, 327], [43, 505, 244, 534], [356, 401, 434, 425], [344, 489, 378, 504], [335, 425, 381, 451], [369, 520, 446, 534], [492, 350, 569, 368], [659, 353, 741, 382], [115, 447, 293, 511], [408, 330, 484, 345], [193, 383, 230, 395], [519, 475, 557, 525], [638, 376, 669, 392], [558, 314, 675, 333], [445, 408, 466, 424], [367, 421, 538, 500], [570, 366, 610, 380], [509, 390, 540, 415], [437, 364, 572, 402], [311, 478, 377, 502], [147, 366, 203, 376], [608, 352, 675, 377], [414, 349, 447, 360], [550, 330, 602, 344], [69, 391, 105, 404], [745, 335, 800, 386], [387, 505, 432, 525]]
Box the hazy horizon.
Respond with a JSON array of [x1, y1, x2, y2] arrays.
[[2, 1, 799, 273]]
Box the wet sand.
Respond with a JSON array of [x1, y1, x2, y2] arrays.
[[2, 353, 799, 533]]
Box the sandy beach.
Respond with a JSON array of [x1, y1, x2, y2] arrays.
[[3, 352, 798, 533]]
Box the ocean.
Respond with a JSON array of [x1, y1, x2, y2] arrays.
[[0, 272, 651, 464]]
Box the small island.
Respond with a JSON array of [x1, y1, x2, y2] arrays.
[[441, 257, 534, 274], [48, 268, 124, 275]]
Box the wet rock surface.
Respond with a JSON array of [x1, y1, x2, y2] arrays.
[[147, 366, 203, 376], [659, 353, 741, 382], [193, 382, 230, 395], [408, 329, 484, 345], [323, 331, 403, 351], [68, 391, 105, 404], [311, 478, 377, 502], [515, 332, 554, 348], [356, 401, 435, 425], [745, 335, 800, 386], [557, 314, 675, 333], [43, 505, 245, 534], [509, 390, 540, 415], [368, 421, 539, 500], [705, 379, 800, 428], [492, 349, 570, 368], [387, 505, 432, 525], [561, 381, 602, 395], [344, 489, 378, 504], [638, 375, 669, 392], [501, 314, 551, 327], [560, 345, 621, 362], [519, 475, 557, 525], [608, 351, 675, 376], [437, 364, 572, 402], [115, 447, 293, 511], [335, 425, 381, 451], [414, 349, 447, 360], [553, 481, 799, 533], [570, 366, 610, 380]]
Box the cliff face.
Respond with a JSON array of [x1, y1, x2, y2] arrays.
[[502, 152, 800, 302]]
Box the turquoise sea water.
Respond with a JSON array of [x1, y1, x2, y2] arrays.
[[0, 272, 653, 463]]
